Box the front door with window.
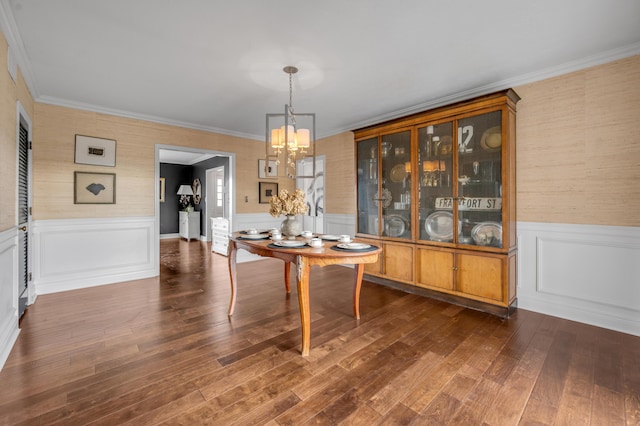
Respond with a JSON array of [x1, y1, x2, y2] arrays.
[[206, 166, 226, 241]]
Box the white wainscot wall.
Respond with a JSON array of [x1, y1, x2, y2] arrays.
[[323, 213, 356, 237], [0, 228, 19, 370], [233, 213, 282, 263], [518, 221, 640, 337], [32, 217, 157, 294]]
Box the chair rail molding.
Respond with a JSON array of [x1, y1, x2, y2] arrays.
[[517, 221, 640, 337], [32, 217, 156, 294]]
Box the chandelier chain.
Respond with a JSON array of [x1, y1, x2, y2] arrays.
[[288, 70, 296, 126]]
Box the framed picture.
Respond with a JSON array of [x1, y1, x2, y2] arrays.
[[159, 177, 166, 203], [75, 135, 116, 167], [258, 159, 278, 178], [74, 171, 116, 204], [259, 181, 278, 204]]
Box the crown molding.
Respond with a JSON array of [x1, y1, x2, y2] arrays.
[[37, 95, 263, 141], [0, 0, 39, 98], [340, 42, 640, 135]]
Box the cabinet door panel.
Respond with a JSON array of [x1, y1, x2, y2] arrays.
[[456, 253, 503, 302], [456, 110, 504, 248], [383, 243, 413, 282], [357, 137, 380, 236], [416, 248, 453, 290], [418, 122, 454, 242], [358, 238, 382, 275], [381, 131, 412, 240]]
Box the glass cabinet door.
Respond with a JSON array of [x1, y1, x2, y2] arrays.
[[357, 137, 380, 235], [456, 110, 503, 248], [417, 122, 454, 242], [380, 130, 411, 239]]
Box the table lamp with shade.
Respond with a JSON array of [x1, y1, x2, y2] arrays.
[[177, 184, 194, 211]]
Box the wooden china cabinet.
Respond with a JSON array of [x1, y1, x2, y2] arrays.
[[355, 89, 520, 316]]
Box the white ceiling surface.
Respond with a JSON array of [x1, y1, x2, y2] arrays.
[[3, 1, 640, 141], [158, 149, 216, 165]]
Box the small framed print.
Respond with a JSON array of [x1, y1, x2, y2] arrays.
[[258, 159, 278, 178], [74, 172, 116, 204], [259, 181, 278, 204], [75, 135, 116, 167]]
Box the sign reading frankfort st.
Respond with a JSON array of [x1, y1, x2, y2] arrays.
[[435, 197, 502, 211]]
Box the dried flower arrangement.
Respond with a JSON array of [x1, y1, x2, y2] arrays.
[[269, 188, 308, 217]]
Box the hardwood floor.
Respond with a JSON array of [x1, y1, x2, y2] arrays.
[[1, 238, 638, 425]]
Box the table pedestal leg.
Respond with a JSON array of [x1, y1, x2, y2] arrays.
[[296, 256, 311, 356], [284, 262, 291, 294], [353, 263, 364, 319], [227, 240, 237, 316]]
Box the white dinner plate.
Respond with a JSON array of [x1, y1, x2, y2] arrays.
[[337, 243, 371, 250], [241, 233, 269, 239], [320, 234, 341, 241], [274, 240, 306, 247]]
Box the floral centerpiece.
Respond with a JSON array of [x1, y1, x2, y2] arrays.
[[269, 188, 308, 237]]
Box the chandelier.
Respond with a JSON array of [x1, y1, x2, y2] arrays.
[[265, 66, 316, 179]]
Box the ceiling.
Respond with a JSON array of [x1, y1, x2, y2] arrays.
[[2, 1, 640, 141], [158, 149, 216, 165]]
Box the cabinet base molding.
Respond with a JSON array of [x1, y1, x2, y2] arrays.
[[364, 273, 517, 318]]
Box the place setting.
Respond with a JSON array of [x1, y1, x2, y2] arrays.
[[267, 229, 325, 249], [330, 235, 378, 252], [237, 228, 270, 240]]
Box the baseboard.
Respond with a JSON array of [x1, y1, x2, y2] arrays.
[[160, 233, 180, 240]]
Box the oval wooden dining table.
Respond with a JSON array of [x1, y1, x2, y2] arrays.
[[227, 233, 381, 356]]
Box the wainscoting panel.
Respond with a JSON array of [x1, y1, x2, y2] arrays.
[[233, 213, 281, 263], [518, 221, 640, 336], [324, 213, 356, 237], [0, 228, 19, 371], [32, 217, 156, 294]]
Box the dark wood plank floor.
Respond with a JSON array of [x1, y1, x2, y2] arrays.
[[1, 238, 638, 425]]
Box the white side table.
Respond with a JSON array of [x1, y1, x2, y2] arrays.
[[179, 211, 200, 241]]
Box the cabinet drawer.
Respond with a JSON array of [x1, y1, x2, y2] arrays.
[[211, 217, 229, 235], [212, 222, 229, 232], [212, 237, 229, 255]]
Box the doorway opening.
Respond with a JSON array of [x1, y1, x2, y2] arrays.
[[155, 145, 234, 272]]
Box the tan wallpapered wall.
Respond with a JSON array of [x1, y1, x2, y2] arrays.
[[0, 32, 35, 231], [315, 131, 356, 215], [514, 54, 640, 227], [32, 103, 297, 219]]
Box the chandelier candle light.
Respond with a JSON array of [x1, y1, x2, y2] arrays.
[[265, 66, 316, 179]]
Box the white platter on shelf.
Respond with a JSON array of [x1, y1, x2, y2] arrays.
[[424, 211, 454, 241]]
